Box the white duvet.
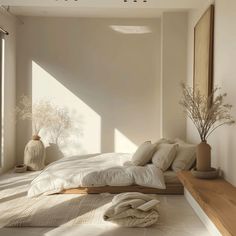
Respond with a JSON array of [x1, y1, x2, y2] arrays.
[[28, 153, 166, 197]]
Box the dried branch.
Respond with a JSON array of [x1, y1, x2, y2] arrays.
[[16, 95, 73, 142], [180, 83, 235, 142]]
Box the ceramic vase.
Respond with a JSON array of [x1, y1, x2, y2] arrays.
[[24, 135, 46, 171], [196, 141, 211, 171]]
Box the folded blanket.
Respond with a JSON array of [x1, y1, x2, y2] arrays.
[[103, 192, 160, 227]]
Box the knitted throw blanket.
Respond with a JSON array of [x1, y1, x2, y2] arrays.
[[103, 192, 160, 227]]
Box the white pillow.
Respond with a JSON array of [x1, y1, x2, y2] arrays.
[[152, 143, 178, 171], [171, 141, 196, 172], [131, 141, 156, 166]]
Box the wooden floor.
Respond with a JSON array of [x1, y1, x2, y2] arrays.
[[178, 171, 236, 236], [61, 183, 184, 195]]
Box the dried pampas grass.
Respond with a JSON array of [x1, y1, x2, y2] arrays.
[[180, 83, 235, 142]]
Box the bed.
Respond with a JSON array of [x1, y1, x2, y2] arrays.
[[28, 153, 183, 197], [61, 171, 183, 194]]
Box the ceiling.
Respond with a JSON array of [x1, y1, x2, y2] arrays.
[[0, 0, 208, 18], [5, 7, 165, 18]]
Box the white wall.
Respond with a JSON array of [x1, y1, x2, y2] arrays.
[[161, 12, 188, 140], [16, 17, 162, 163], [0, 9, 17, 173], [187, 0, 236, 186]]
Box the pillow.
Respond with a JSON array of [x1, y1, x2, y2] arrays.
[[152, 143, 178, 171], [171, 141, 196, 172], [173, 138, 186, 144], [131, 141, 157, 166], [153, 138, 174, 147]]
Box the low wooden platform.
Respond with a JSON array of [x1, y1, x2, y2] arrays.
[[178, 171, 236, 236], [61, 183, 184, 195]]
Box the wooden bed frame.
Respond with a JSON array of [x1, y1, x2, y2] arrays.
[[61, 182, 184, 195]]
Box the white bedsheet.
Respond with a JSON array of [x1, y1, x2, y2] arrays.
[[28, 153, 166, 197]]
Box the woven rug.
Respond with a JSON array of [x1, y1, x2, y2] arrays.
[[0, 172, 117, 227], [1, 193, 115, 227]]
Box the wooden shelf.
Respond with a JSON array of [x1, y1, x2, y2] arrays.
[[178, 171, 236, 236]]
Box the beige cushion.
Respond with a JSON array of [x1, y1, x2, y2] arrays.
[[153, 138, 174, 146], [152, 143, 178, 171], [131, 141, 156, 166], [173, 138, 186, 144], [171, 141, 196, 172]]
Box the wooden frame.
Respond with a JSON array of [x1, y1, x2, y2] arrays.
[[193, 5, 214, 97], [61, 183, 184, 195]]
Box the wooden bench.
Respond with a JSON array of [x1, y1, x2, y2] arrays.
[[178, 171, 236, 236]]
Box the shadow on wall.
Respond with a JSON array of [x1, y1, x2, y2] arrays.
[[16, 18, 161, 163], [33, 61, 139, 162], [45, 143, 64, 165]]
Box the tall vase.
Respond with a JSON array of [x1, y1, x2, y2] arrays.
[[24, 135, 46, 171], [196, 141, 211, 171]]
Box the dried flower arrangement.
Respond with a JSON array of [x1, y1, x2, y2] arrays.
[[180, 83, 235, 142], [16, 95, 72, 142], [180, 83, 235, 174]]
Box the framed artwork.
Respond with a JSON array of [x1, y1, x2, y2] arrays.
[[194, 5, 214, 97]]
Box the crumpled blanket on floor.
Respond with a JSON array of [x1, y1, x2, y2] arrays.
[[103, 192, 160, 227]]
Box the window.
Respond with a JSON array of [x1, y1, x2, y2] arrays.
[[0, 33, 2, 166], [0, 32, 5, 167]]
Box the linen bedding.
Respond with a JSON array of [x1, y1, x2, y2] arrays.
[[28, 153, 166, 197]]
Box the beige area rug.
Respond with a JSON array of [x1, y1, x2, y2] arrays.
[[2, 194, 114, 227], [0, 172, 115, 227]]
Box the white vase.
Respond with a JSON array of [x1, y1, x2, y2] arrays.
[[24, 135, 46, 171]]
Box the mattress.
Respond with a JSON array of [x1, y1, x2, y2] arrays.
[[61, 170, 183, 195], [164, 171, 181, 184]]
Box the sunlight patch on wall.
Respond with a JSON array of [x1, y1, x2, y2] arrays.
[[32, 61, 101, 160], [114, 129, 137, 153], [110, 25, 152, 34]]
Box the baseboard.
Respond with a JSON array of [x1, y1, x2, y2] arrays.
[[184, 188, 222, 236]]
